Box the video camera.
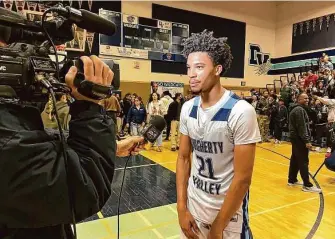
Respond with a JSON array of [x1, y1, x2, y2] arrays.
[[0, 3, 119, 102]]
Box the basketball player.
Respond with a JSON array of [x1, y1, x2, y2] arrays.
[[176, 30, 261, 239]]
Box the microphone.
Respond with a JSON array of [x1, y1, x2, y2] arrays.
[[141, 115, 166, 143], [51, 6, 116, 36], [4, 28, 47, 44]]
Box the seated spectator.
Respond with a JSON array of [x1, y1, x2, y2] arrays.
[[304, 70, 318, 88], [315, 81, 326, 96], [299, 73, 307, 88]]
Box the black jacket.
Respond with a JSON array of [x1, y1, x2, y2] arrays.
[[274, 104, 288, 127], [289, 104, 311, 143], [167, 100, 182, 121], [127, 105, 146, 124], [0, 100, 116, 239]]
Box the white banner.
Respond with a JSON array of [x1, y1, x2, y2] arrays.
[[100, 45, 148, 59], [151, 81, 184, 97]]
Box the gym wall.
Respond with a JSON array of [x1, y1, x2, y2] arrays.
[[116, 1, 276, 88], [276, 1, 335, 57]]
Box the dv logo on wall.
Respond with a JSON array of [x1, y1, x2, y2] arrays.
[[248, 44, 272, 75]]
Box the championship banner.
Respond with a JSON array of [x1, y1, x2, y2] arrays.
[[65, 24, 86, 52], [151, 81, 184, 97], [15, 0, 25, 16], [3, 0, 13, 11], [86, 32, 95, 53]]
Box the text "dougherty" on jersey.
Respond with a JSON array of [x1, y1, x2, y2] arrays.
[[191, 138, 224, 154]]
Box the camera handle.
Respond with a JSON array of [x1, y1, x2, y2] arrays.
[[60, 59, 113, 100]]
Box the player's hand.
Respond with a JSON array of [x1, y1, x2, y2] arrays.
[[116, 136, 145, 157], [306, 143, 313, 149], [178, 208, 199, 239], [65, 55, 114, 104]]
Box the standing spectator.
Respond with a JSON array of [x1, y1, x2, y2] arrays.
[[147, 92, 164, 152], [251, 95, 258, 109], [167, 93, 183, 151], [313, 99, 328, 152], [314, 87, 335, 153], [256, 91, 270, 142], [323, 69, 333, 87], [160, 91, 174, 140], [126, 96, 146, 136], [280, 79, 292, 107], [274, 98, 288, 144], [288, 93, 321, 193], [115, 93, 123, 133], [120, 93, 132, 136], [268, 95, 277, 138], [320, 54, 334, 72], [100, 95, 121, 132]]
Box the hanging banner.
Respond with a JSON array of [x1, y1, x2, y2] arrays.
[[15, 0, 25, 16], [65, 24, 86, 52], [150, 81, 184, 97], [3, 0, 13, 11], [86, 32, 95, 53]]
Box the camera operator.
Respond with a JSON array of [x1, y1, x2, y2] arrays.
[[0, 48, 145, 239]]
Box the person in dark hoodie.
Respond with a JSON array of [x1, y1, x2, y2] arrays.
[[288, 93, 322, 193]]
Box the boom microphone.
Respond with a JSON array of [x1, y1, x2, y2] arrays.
[[141, 115, 166, 143], [51, 6, 116, 36]]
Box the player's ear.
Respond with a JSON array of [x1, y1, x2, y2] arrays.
[[215, 65, 223, 76]]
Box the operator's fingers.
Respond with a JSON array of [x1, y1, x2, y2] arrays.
[[102, 62, 112, 86], [80, 56, 94, 81], [65, 66, 78, 88], [90, 55, 103, 84]]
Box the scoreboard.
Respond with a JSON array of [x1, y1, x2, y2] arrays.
[[99, 9, 189, 62]]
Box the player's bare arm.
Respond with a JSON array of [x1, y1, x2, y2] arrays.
[[177, 133, 200, 239], [208, 143, 256, 238]]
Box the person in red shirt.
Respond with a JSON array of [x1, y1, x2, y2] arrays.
[[304, 70, 318, 88]]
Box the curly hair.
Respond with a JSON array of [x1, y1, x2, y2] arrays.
[[182, 30, 233, 74]]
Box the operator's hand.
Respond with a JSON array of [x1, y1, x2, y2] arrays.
[[116, 136, 146, 157], [65, 55, 114, 104]]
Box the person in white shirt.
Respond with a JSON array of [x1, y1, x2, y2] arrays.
[[176, 30, 261, 239], [147, 92, 164, 152], [314, 87, 335, 153]]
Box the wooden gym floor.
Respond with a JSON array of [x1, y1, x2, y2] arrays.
[[76, 141, 335, 239]]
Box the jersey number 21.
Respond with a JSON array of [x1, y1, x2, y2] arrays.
[[196, 155, 217, 180]]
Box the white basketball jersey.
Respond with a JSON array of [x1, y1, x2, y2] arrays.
[[179, 90, 261, 234]]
